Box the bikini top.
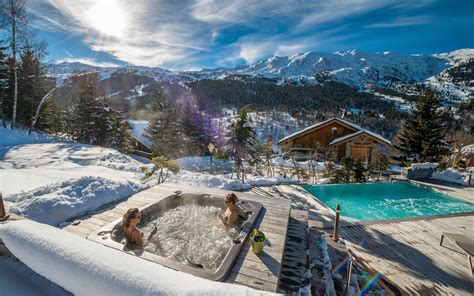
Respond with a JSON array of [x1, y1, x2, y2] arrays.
[[124, 228, 139, 245]]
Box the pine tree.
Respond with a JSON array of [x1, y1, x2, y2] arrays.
[[17, 42, 48, 126], [144, 93, 186, 158], [72, 77, 111, 145], [107, 108, 131, 152], [396, 90, 449, 161], [226, 106, 256, 180], [37, 99, 63, 134], [182, 101, 214, 155]]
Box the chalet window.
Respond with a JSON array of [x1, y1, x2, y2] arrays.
[[331, 127, 337, 135]]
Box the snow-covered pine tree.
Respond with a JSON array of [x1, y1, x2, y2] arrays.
[[395, 90, 449, 162], [18, 42, 49, 127], [37, 99, 63, 134], [182, 101, 214, 156], [226, 106, 256, 180], [107, 107, 131, 152], [72, 76, 111, 145], [144, 93, 186, 158]]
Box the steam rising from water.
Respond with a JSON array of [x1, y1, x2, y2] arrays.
[[143, 204, 238, 269]]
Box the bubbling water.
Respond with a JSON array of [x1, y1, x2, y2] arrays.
[[142, 204, 238, 269]]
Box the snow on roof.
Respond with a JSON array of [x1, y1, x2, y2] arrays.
[[0, 220, 275, 296], [461, 144, 474, 155], [278, 118, 361, 143], [329, 129, 391, 146], [127, 120, 152, 148]]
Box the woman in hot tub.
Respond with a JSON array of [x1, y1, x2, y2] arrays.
[[122, 208, 157, 248], [218, 193, 240, 227]]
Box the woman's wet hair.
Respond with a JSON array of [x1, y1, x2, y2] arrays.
[[122, 208, 139, 228], [225, 193, 239, 204]]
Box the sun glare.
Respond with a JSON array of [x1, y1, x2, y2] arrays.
[[87, 1, 128, 37]]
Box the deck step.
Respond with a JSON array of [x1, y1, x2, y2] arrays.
[[308, 220, 336, 296], [277, 209, 310, 294]]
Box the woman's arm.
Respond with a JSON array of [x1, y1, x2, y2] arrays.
[[147, 225, 158, 241], [226, 211, 238, 226]]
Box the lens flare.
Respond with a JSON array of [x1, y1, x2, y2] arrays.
[[332, 239, 366, 275], [355, 266, 388, 296]]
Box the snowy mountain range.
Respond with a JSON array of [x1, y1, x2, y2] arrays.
[[47, 48, 474, 102]]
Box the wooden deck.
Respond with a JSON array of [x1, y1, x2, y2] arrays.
[[62, 181, 292, 293], [341, 215, 474, 295], [252, 184, 474, 295]]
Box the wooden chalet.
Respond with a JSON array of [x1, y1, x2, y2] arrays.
[[278, 118, 391, 164]]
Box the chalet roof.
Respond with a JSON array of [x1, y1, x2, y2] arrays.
[[461, 144, 474, 156], [329, 129, 391, 146], [278, 118, 361, 143], [127, 120, 152, 149]]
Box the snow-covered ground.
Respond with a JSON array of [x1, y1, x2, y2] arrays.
[[432, 168, 474, 186], [1, 127, 310, 225], [1, 127, 150, 226], [174, 155, 330, 190]]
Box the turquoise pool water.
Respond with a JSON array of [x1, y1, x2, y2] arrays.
[[303, 182, 474, 221]]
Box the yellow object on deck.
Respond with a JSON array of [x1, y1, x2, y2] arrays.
[[250, 228, 265, 254], [251, 240, 265, 254]]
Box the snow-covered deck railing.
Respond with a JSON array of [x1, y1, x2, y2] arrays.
[[0, 220, 275, 296]]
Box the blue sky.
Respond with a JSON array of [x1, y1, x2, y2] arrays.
[[27, 0, 473, 70]]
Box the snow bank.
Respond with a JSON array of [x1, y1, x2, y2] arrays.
[[272, 156, 325, 171], [0, 126, 58, 148], [0, 255, 70, 296], [5, 177, 145, 226], [410, 162, 439, 170], [388, 165, 403, 173], [1, 128, 150, 226], [174, 170, 296, 191], [177, 156, 234, 173], [432, 169, 473, 186], [0, 220, 275, 296]]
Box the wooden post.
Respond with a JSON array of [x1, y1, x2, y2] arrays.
[[0, 192, 9, 221], [333, 204, 341, 241], [468, 171, 472, 188]]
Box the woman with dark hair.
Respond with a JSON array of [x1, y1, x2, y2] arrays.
[[218, 193, 239, 226], [122, 208, 157, 248]]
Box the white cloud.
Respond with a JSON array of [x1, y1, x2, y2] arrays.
[[366, 16, 432, 28], [234, 27, 357, 64], [28, 0, 437, 68], [33, 0, 211, 67]]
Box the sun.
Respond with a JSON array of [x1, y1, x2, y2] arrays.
[[86, 1, 128, 37]]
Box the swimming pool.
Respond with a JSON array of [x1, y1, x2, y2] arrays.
[[303, 182, 474, 221]]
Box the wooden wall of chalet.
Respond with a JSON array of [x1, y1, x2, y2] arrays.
[[339, 134, 386, 164], [288, 122, 356, 149]]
